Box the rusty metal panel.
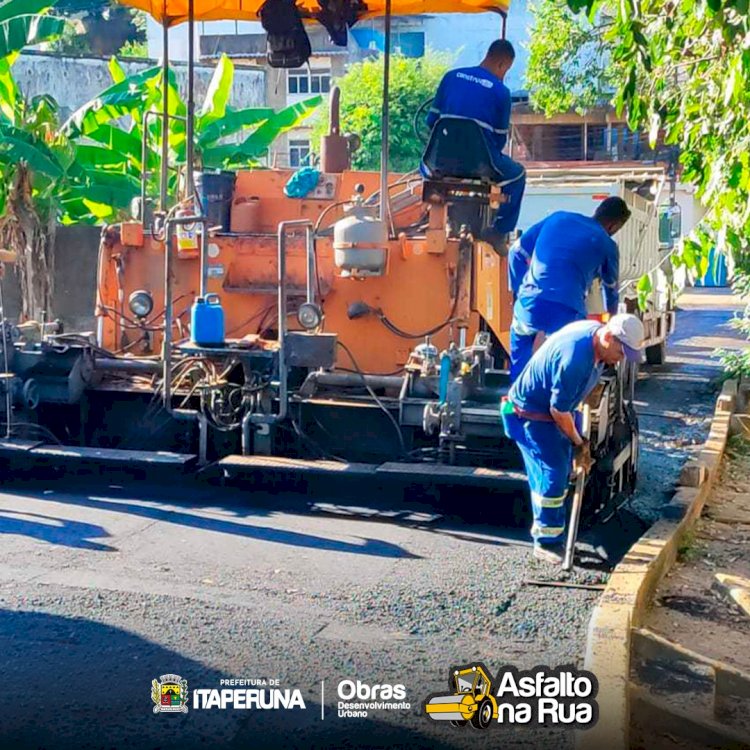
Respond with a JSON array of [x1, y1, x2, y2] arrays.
[[473, 242, 512, 352]]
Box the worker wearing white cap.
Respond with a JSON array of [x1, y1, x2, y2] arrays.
[[501, 314, 645, 563]]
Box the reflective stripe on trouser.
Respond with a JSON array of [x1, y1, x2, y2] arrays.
[[501, 412, 573, 544], [492, 154, 526, 234]]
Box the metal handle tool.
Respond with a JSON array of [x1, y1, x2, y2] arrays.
[[562, 466, 587, 571], [562, 405, 591, 571]]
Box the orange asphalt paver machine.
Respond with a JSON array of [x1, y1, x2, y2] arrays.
[[0, 0, 639, 527]]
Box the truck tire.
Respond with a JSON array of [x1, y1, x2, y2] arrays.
[[645, 340, 666, 365]]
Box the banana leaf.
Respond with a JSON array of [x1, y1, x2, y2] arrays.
[[63, 65, 169, 136], [200, 96, 322, 166], [75, 144, 134, 171], [240, 96, 322, 152], [197, 106, 275, 147], [0, 53, 18, 122], [81, 123, 147, 169], [0, 14, 64, 59], [0, 122, 65, 178], [0, 1, 55, 23], [197, 54, 233, 126], [108, 56, 127, 85]]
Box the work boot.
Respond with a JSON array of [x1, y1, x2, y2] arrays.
[[532, 543, 566, 565]]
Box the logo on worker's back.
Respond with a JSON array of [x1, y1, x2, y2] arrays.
[[424, 664, 599, 729], [152, 674, 189, 714]]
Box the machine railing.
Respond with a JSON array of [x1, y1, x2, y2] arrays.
[[163, 213, 210, 463], [241, 219, 316, 455]]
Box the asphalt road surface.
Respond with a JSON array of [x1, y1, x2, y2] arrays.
[[0, 288, 745, 750]]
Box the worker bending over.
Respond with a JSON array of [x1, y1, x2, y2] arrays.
[[501, 314, 645, 564], [508, 197, 631, 381], [426, 40, 526, 238]]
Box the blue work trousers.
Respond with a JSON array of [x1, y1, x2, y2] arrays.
[[492, 154, 526, 234], [502, 410, 577, 545], [509, 300, 584, 382]]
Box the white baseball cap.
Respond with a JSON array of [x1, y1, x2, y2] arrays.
[[607, 313, 645, 363]]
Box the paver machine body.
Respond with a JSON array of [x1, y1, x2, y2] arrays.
[[0, 0, 638, 522]]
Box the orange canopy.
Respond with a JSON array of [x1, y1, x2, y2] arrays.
[[116, 0, 510, 26]]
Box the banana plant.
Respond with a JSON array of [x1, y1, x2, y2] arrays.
[[0, 1, 68, 322], [65, 54, 322, 218], [0, 0, 321, 320]]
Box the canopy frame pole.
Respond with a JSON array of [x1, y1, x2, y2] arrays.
[[379, 0, 392, 225], [187, 0, 195, 202], [160, 21, 170, 211], [502, 11, 507, 39]]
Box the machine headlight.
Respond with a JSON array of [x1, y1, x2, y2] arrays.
[[128, 290, 154, 318], [297, 302, 323, 330]]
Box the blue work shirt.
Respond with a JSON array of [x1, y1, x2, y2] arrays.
[[508, 320, 604, 416], [515, 211, 620, 318], [508, 237, 530, 298], [426, 65, 511, 157]]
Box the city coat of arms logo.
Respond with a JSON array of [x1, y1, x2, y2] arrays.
[[152, 674, 189, 714]]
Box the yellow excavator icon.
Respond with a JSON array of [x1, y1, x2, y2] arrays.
[[424, 664, 498, 729]]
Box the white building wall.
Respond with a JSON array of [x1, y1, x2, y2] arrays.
[[15, 52, 264, 121]]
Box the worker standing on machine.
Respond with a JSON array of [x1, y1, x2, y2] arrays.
[[426, 40, 526, 239], [501, 314, 645, 563], [508, 197, 632, 381]]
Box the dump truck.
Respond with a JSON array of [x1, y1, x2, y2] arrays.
[[520, 162, 686, 365]]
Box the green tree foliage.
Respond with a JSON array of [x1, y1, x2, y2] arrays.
[[562, 0, 750, 367], [564, 0, 748, 269], [311, 52, 451, 173], [51, 1, 145, 57], [525, 1, 617, 116]]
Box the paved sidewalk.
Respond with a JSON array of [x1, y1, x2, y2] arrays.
[[630, 435, 750, 750]]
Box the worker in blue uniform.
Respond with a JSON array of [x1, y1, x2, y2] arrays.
[[501, 314, 645, 563], [508, 197, 632, 381], [426, 40, 526, 238]]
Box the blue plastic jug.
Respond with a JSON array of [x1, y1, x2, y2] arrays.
[[190, 294, 225, 346]]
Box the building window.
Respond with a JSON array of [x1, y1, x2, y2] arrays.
[[289, 139, 311, 168], [393, 31, 425, 58], [288, 69, 331, 96]]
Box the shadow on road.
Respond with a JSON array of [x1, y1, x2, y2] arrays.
[[0, 608, 467, 750], [0, 482, 422, 559], [0, 508, 115, 551]]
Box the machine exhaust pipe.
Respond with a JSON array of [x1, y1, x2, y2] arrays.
[[320, 86, 351, 174]]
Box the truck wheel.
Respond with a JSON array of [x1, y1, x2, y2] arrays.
[[645, 340, 666, 365], [470, 700, 493, 729], [450, 720, 467, 727]]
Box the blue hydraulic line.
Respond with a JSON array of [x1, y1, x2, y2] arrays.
[[438, 352, 451, 405]]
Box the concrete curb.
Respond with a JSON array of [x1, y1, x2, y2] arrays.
[[576, 378, 741, 750]]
